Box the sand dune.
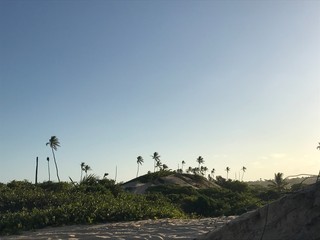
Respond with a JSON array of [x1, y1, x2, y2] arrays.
[[3, 217, 236, 240]]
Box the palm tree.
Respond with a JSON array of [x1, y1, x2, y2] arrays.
[[47, 157, 51, 181], [46, 136, 61, 182], [317, 142, 320, 150], [80, 162, 85, 182], [136, 156, 144, 178], [203, 166, 208, 176], [211, 168, 215, 179], [151, 152, 161, 172], [181, 160, 186, 172], [267, 172, 289, 193], [84, 164, 91, 177], [196, 156, 204, 169], [225, 166, 230, 180], [241, 166, 247, 181], [187, 166, 192, 174], [162, 164, 168, 170], [103, 173, 109, 178], [155, 160, 163, 171]]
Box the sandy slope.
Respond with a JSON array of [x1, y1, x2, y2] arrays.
[[3, 217, 236, 240]]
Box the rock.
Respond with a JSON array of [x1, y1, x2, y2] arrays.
[[197, 181, 320, 240]]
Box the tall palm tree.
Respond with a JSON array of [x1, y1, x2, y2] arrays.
[[241, 166, 247, 181], [181, 160, 186, 172], [136, 156, 144, 178], [46, 136, 61, 182], [225, 166, 230, 180], [267, 172, 289, 193], [80, 162, 85, 182], [84, 164, 91, 178], [47, 157, 51, 181], [151, 152, 161, 172], [196, 156, 204, 169]]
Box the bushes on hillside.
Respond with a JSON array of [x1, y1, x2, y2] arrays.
[[0, 180, 184, 235]]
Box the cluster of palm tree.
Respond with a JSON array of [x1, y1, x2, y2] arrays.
[[135, 152, 170, 178], [80, 162, 92, 181], [151, 152, 162, 172], [42, 138, 320, 183]]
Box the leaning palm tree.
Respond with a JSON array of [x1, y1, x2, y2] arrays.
[[241, 166, 247, 181], [136, 156, 144, 178], [225, 166, 230, 180], [84, 164, 91, 178], [267, 172, 289, 193], [80, 162, 86, 182], [46, 136, 61, 182], [196, 156, 204, 169], [151, 152, 161, 172], [47, 157, 51, 181]]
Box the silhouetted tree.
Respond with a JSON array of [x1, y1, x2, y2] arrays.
[[241, 166, 247, 181], [151, 152, 161, 172], [211, 168, 215, 179], [225, 166, 230, 180], [162, 164, 168, 170], [181, 160, 186, 172], [317, 142, 320, 150], [136, 156, 144, 178], [84, 164, 91, 177], [80, 162, 85, 182], [46, 136, 61, 182], [193, 167, 200, 175], [196, 156, 204, 169], [267, 172, 289, 193], [155, 160, 163, 171]]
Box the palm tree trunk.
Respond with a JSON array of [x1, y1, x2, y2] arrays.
[[136, 164, 139, 178], [51, 148, 60, 182]]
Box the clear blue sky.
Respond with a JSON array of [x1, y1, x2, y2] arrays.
[[1, 0, 319, 183]]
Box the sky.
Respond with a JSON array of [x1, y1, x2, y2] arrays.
[[0, 0, 319, 184]]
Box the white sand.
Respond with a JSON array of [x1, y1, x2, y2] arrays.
[[3, 217, 237, 240]]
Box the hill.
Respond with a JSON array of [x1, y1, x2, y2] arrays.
[[247, 176, 318, 188], [122, 172, 220, 194], [198, 181, 320, 240]]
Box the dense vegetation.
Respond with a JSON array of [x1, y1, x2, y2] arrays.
[[0, 178, 184, 235], [0, 172, 298, 236]]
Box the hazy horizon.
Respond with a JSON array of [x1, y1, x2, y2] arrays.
[[1, 0, 319, 184]]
